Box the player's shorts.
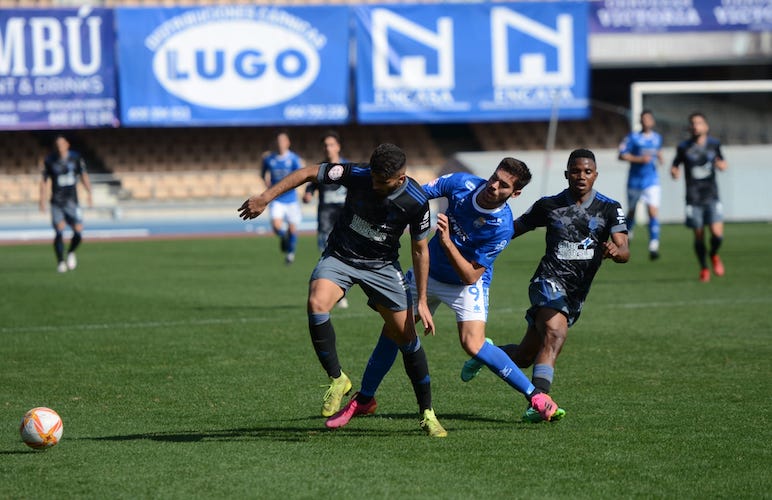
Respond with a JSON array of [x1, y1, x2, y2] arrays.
[[51, 200, 83, 227], [405, 269, 488, 322], [685, 201, 723, 229], [525, 277, 583, 328], [627, 185, 661, 210], [268, 200, 302, 226], [311, 254, 409, 311]]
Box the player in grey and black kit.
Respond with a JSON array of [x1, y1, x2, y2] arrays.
[[469, 149, 629, 421], [304, 131, 348, 252], [671, 112, 728, 282], [238, 143, 447, 437], [39, 135, 93, 273]]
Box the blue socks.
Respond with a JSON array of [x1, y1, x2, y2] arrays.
[[649, 217, 660, 243], [475, 341, 535, 396], [360, 333, 399, 397]]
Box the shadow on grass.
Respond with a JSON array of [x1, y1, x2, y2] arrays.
[[78, 412, 512, 444]]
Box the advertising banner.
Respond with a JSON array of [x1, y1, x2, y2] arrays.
[[0, 7, 118, 130], [590, 0, 772, 33], [115, 6, 350, 126], [355, 2, 589, 124]]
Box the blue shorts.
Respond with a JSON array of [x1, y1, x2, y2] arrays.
[[685, 201, 723, 229], [310, 255, 409, 312], [51, 200, 83, 228], [525, 277, 583, 328]]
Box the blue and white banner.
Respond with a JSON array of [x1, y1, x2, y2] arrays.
[[0, 7, 117, 130], [590, 0, 772, 33], [355, 2, 589, 124], [115, 6, 350, 126]]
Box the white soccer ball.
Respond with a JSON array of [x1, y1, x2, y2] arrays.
[[20, 407, 63, 449]]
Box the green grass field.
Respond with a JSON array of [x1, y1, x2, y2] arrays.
[[1, 223, 770, 498]]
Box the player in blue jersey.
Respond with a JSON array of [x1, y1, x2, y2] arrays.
[[239, 144, 446, 437], [38, 135, 93, 273], [671, 112, 728, 282], [618, 109, 664, 260], [302, 131, 349, 309], [464, 149, 630, 422], [261, 130, 304, 264], [324, 158, 561, 430]]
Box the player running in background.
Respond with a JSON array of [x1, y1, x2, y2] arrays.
[[239, 144, 446, 437], [39, 135, 93, 273], [618, 109, 664, 260], [463, 149, 629, 422], [261, 130, 304, 265], [302, 131, 349, 308], [670, 112, 728, 283], [325, 158, 561, 432]]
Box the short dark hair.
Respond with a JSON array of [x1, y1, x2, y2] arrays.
[[321, 130, 341, 146], [689, 111, 707, 122], [640, 109, 654, 119], [369, 143, 406, 178], [567, 148, 596, 167], [497, 157, 532, 190]]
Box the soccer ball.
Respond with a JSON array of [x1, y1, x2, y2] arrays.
[[19, 407, 63, 449]]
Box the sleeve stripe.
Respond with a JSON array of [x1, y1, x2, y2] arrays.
[[405, 182, 428, 204]]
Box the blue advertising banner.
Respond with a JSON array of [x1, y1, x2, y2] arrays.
[[355, 2, 589, 124], [0, 7, 117, 130], [590, 0, 772, 33], [115, 6, 350, 126]]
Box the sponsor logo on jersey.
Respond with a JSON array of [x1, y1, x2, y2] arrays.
[[350, 213, 387, 242], [328, 164, 344, 181]]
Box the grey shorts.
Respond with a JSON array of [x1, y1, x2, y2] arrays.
[[51, 200, 83, 227], [685, 201, 723, 229], [310, 255, 409, 311]]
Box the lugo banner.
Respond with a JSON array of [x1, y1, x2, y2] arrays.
[[355, 2, 589, 123], [0, 7, 118, 130], [115, 6, 350, 126]]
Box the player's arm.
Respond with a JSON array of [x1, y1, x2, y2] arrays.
[[603, 231, 630, 263], [619, 151, 650, 164], [238, 165, 320, 220], [436, 213, 485, 285], [714, 144, 728, 171], [411, 236, 435, 336], [670, 146, 683, 180], [80, 168, 94, 208], [38, 175, 48, 213], [303, 181, 317, 203]]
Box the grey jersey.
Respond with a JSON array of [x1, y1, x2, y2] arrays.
[[318, 162, 431, 269], [42, 151, 86, 205], [515, 189, 627, 302]]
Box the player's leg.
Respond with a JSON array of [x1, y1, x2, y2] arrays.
[[308, 259, 352, 416], [531, 307, 569, 395], [66, 201, 84, 270], [285, 202, 301, 264], [626, 188, 640, 238], [643, 186, 661, 260], [686, 205, 709, 281], [51, 205, 67, 272], [268, 203, 289, 254], [707, 201, 725, 276], [458, 320, 538, 399]]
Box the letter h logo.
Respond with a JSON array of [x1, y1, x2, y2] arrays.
[[371, 8, 454, 90]]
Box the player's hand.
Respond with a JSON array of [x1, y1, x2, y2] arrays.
[[237, 195, 267, 220], [603, 241, 620, 260], [302, 192, 313, 204], [416, 299, 435, 336], [670, 166, 680, 180], [87, 193, 94, 208], [436, 213, 452, 247], [38, 201, 45, 213]]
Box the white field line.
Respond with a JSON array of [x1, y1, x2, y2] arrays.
[[2, 296, 769, 335]]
